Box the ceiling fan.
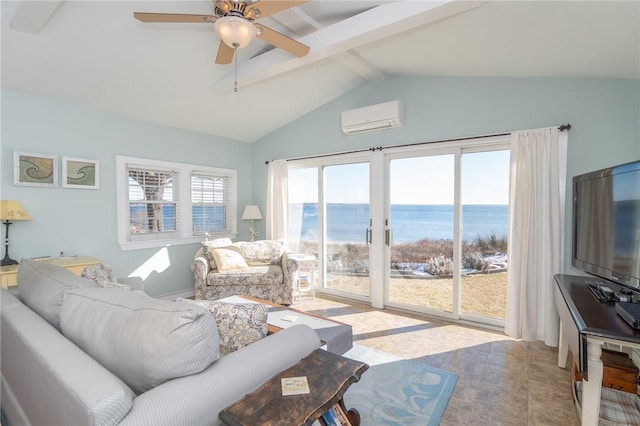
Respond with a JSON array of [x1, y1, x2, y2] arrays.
[[133, 0, 311, 65]]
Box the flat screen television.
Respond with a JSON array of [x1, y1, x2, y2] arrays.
[[572, 159, 640, 291]]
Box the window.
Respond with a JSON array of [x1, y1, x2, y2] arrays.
[[116, 156, 237, 250], [128, 167, 179, 238], [191, 173, 232, 238]]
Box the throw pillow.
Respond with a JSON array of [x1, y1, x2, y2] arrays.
[[81, 263, 138, 291], [201, 238, 234, 270], [210, 247, 248, 272], [177, 299, 268, 356]]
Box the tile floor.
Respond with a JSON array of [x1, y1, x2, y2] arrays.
[[290, 294, 581, 426]]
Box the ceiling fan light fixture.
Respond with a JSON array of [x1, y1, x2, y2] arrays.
[[214, 16, 256, 49]]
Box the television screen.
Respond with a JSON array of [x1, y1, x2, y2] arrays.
[[573, 160, 640, 291]]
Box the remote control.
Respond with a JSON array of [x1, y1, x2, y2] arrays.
[[615, 292, 631, 302], [600, 286, 613, 294]]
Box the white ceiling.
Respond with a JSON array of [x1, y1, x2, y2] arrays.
[[2, 1, 639, 143]]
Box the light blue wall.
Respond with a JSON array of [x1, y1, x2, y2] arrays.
[[1, 90, 253, 297], [252, 76, 640, 273], [3, 77, 638, 297]]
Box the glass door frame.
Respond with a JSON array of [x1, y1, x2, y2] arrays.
[[380, 136, 510, 327], [287, 152, 374, 303], [382, 145, 462, 321]]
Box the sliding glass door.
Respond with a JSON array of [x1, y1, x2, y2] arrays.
[[286, 138, 509, 327], [460, 150, 510, 322], [288, 158, 371, 300], [384, 145, 509, 324], [387, 154, 456, 314], [324, 163, 370, 297]]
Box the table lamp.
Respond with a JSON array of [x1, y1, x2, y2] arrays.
[[241, 205, 262, 242], [0, 200, 31, 266]]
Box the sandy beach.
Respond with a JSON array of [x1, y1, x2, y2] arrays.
[[325, 271, 507, 319]]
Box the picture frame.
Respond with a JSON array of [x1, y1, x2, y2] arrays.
[[62, 157, 100, 189], [14, 152, 58, 187]]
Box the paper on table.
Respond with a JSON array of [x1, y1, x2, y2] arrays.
[[281, 376, 310, 396]]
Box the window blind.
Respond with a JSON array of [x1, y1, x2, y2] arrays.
[[191, 172, 232, 237], [127, 166, 179, 239]]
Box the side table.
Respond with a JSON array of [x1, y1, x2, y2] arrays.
[[220, 348, 368, 426], [290, 253, 317, 302], [0, 256, 102, 289]]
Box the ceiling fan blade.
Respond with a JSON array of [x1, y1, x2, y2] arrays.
[[255, 24, 310, 57], [133, 12, 217, 23], [215, 41, 235, 65], [246, 0, 309, 19]]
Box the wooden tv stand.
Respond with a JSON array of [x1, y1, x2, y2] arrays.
[[554, 274, 640, 425]]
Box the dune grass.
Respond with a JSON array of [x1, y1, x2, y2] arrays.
[[299, 235, 508, 320]]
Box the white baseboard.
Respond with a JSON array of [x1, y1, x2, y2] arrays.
[[158, 289, 195, 301]]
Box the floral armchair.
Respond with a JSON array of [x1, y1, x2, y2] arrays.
[[191, 239, 299, 305]]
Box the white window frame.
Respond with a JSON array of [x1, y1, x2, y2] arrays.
[[116, 155, 237, 250]]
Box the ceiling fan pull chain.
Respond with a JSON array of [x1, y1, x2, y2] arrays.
[[233, 43, 239, 93]]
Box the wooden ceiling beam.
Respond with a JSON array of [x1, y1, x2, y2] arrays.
[[6, 0, 63, 34], [212, 0, 484, 91]]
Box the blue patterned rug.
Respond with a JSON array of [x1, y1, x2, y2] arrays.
[[343, 345, 458, 426]]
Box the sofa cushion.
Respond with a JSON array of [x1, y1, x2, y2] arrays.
[[177, 299, 268, 356], [17, 258, 98, 330], [210, 247, 249, 272], [206, 265, 284, 287], [61, 288, 220, 395]]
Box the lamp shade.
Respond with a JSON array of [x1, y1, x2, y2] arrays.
[[0, 200, 31, 221], [241, 205, 262, 220], [214, 16, 257, 49]]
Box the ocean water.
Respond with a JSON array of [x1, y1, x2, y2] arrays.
[[290, 203, 508, 243]]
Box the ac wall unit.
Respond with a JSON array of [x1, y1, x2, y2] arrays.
[[341, 100, 403, 135]]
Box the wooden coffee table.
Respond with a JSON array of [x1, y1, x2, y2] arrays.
[[219, 348, 368, 426]]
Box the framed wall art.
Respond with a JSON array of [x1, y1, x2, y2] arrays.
[[14, 152, 58, 187], [62, 157, 99, 189]]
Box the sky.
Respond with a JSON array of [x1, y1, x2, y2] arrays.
[[289, 150, 510, 205]]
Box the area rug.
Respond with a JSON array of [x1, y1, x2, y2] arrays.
[[342, 345, 458, 426]]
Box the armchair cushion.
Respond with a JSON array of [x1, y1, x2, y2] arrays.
[[233, 240, 286, 265], [177, 299, 268, 356], [210, 265, 284, 286]]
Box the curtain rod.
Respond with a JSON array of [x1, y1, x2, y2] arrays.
[[265, 123, 571, 164]]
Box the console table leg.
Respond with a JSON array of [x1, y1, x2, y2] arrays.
[[558, 321, 569, 368], [582, 340, 603, 426], [339, 399, 361, 426]]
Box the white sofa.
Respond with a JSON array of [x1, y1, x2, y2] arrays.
[[1, 259, 320, 426]]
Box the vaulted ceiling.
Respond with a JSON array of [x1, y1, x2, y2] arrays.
[[2, 1, 639, 142]]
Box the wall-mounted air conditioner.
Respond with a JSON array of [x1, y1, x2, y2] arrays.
[[341, 100, 403, 135]]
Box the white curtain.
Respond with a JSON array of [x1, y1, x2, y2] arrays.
[[266, 159, 288, 241], [505, 127, 568, 346]]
